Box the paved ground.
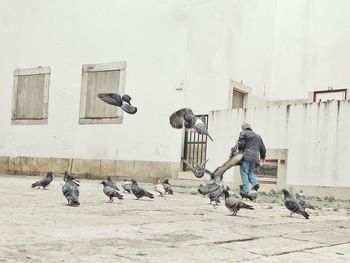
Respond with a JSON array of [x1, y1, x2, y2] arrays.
[[0, 175, 349, 262]]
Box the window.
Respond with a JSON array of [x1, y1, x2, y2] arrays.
[[232, 90, 245, 109], [11, 66, 50, 125], [79, 61, 126, 124], [228, 80, 251, 109]]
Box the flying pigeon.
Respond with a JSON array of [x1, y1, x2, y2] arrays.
[[31, 172, 53, 189], [282, 189, 309, 219], [169, 108, 213, 141], [130, 179, 154, 199], [155, 179, 166, 197], [183, 159, 210, 178], [162, 179, 173, 195], [101, 181, 123, 203], [121, 179, 132, 193], [97, 93, 137, 114], [62, 173, 80, 206], [295, 191, 315, 210], [222, 189, 254, 216], [106, 176, 120, 191]]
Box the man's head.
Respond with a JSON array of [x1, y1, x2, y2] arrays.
[[241, 122, 251, 130]]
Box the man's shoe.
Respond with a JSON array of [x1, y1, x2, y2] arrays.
[[253, 184, 260, 191]]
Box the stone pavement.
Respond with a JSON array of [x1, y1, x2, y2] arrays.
[[0, 175, 349, 262]]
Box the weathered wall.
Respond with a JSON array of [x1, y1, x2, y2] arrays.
[[207, 100, 350, 188]]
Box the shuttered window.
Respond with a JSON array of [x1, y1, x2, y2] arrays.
[[79, 62, 126, 124], [11, 67, 50, 125], [232, 89, 244, 109]]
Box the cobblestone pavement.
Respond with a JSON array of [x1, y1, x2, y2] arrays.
[[0, 175, 349, 262]]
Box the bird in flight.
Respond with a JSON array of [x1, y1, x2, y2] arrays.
[[97, 93, 137, 114], [169, 108, 213, 141]]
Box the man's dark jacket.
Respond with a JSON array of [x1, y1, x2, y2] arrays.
[[237, 128, 266, 164]]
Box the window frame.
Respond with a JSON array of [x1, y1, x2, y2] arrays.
[[79, 61, 126, 125], [11, 66, 50, 125]]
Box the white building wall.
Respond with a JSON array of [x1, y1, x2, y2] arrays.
[[208, 100, 350, 187], [0, 0, 189, 162], [1, 0, 350, 177]]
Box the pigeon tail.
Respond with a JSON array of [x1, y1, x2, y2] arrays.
[[31, 182, 39, 188], [144, 191, 154, 199], [301, 210, 310, 219], [240, 202, 254, 210], [70, 200, 80, 206]]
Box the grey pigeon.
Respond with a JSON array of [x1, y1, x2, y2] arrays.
[[296, 192, 315, 210], [31, 172, 53, 189], [106, 176, 120, 191], [97, 93, 137, 114], [131, 179, 154, 199], [208, 185, 225, 206], [101, 181, 123, 203], [170, 108, 213, 141], [121, 179, 132, 193], [198, 180, 221, 196], [162, 179, 173, 195], [239, 185, 256, 201], [226, 186, 239, 198], [282, 189, 309, 219], [222, 189, 254, 216], [155, 179, 166, 197], [62, 173, 80, 206]]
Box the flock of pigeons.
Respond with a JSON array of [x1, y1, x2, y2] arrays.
[[187, 160, 315, 219], [30, 92, 315, 219], [31, 172, 174, 206]]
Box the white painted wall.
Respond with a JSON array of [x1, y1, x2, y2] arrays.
[[1, 0, 350, 170], [0, 0, 189, 161], [208, 100, 350, 187]]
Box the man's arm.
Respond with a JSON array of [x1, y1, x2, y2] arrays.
[[237, 131, 246, 151], [259, 137, 266, 160]]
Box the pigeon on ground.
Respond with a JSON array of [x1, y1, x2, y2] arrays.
[[282, 189, 309, 219], [131, 179, 154, 199], [170, 108, 213, 141], [222, 189, 254, 216], [62, 173, 80, 206], [106, 176, 120, 191], [197, 180, 221, 196], [295, 191, 315, 210], [208, 185, 225, 206], [155, 179, 166, 197], [121, 179, 132, 193], [239, 185, 256, 201], [162, 179, 173, 195], [226, 186, 239, 198], [31, 172, 53, 189], [97, 93, 137, 114], [297, 189, 305, 199], [101, 181, 123, 203]]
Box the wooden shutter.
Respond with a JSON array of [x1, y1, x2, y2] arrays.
[[85, 70, 120, 118], [15, 74, 45, 119]]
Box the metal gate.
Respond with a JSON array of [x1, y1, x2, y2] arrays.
[[182, 114, 209, 171]]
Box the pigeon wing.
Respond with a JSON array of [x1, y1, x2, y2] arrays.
[[97, 93, 123, 107], [169, 108, 194, 129], [121, 102, 137, 114]]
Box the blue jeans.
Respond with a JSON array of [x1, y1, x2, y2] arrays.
[[240, 161, 258, 193]]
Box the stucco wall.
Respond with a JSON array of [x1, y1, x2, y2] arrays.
[[207, 100, 350, 187]]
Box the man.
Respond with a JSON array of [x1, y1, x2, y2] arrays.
[[237, 122, 266, 194]]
